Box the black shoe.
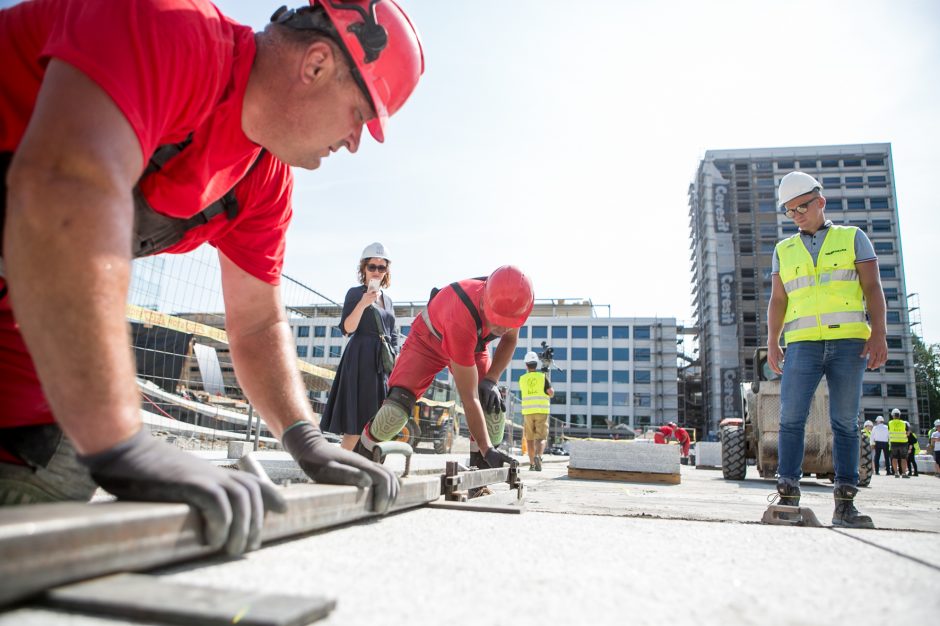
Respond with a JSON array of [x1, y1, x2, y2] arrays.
[[832, 485, 874, 529], [775, 482, 801, 507]]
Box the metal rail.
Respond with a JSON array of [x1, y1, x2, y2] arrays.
[[0, 466, 516, 607]]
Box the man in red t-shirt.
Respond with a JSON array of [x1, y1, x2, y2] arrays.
[[668, 422, 691, 457], [0, 0, 423, 556], [357, 266, 535, 472], [653, 425, 674, 445]]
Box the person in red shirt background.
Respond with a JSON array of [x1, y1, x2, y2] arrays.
[[356, 267, 534, 472], [653, 425, 674, 445], [0, 0, 422, 556], [669, 422, 691, 457]]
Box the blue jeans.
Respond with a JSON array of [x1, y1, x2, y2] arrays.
[[778, 339, 867, 487]]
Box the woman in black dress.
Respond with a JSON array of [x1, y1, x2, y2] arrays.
[[320, 243, 397, 450]]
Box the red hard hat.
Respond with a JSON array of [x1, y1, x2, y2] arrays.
[[316, 0, 424, 142], [483, 265, 534, 328]]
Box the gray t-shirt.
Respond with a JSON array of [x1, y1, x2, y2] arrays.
[[771, 221, 876, 274]]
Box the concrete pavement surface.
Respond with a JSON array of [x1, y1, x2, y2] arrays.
[[2, 453, 938, 625]]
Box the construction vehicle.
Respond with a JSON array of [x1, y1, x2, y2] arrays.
[[395, 399, 456, 454], [720, 348, 873, 486]]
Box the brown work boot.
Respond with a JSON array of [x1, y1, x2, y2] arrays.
[[832, 485, 875, 529]]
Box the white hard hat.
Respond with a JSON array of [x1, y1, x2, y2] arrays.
[[875, 415, 884, 423], [523, 351, 539, 364], [890, 408, 901, 416], [361, 242, 390, 261], [934, 419, 940, 426], [778, 171, 822, 209], [863, 420, 873, 427]]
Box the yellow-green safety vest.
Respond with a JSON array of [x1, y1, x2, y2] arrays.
[[776, 225, 871, 344], [519, 371, 550, 415], [888, 419, 908, 444]]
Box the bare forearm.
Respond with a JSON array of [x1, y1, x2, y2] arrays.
[[5, 173, 140, 454], [863, 285, 887, 336], [767, 296, 787, 344], [229, 320, 313, 438], [342, 301, 367, 334], [463, 400, 492, 453]]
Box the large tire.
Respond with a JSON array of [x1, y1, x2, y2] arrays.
[[858, 434, 873, 487], [721, 425, 747, 480], [434, 426, 454, 454]]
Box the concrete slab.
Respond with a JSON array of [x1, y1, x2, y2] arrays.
[[568, 439, 679, 474], [694, 441, 722, 467]]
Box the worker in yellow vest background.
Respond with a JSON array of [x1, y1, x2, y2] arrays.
[[767, 171, 887, 529], [519, 352, 554, 471], [887, 408, 911, 478]]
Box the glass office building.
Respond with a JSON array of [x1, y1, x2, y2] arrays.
[[688, 143, 918, 435]]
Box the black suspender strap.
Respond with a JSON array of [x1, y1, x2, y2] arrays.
[[449, 279, 496, 353]]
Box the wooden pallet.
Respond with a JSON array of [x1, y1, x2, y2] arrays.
[[567, 466, 681, 484]]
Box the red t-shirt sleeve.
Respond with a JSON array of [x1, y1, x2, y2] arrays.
[[213, 153, 293, 285], [40, 0, 231, 165]]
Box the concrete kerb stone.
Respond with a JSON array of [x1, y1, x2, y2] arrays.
[[568, 439, 679, 474]]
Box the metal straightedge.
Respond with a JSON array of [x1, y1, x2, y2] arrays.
[[0, 455, 522, 607], [441, 461, 524, 504]]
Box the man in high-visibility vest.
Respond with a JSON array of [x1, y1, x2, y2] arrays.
[[519, 352, 554, 471], [767, 171, 887, 529], [887, 408, 911, 478]]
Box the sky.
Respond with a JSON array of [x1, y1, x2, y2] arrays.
[[6, 0, 940, 343]]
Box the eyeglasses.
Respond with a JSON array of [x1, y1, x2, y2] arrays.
[[783, 196, 817, 219], [366, 264, 387, 273]]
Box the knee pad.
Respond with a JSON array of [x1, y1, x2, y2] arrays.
[[367, 387, 416, 442], [484, 410, 505, 446]]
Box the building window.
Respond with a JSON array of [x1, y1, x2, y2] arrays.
[[296, 345, 308, 358], [592, 347, 609, 361], [634, 370, 651, 384], [297, 326, 310, 338], [799, 159, 817, 169], [862, 383, 882, 397], [612, 326, 629, 339], [552, 369, 567, 382], [883, 287, 898, 303], [821, 159, 839, 168], [401, 325, 411, 336], [870, 198, 889, 209], [551, 391, 567, 405], [511, 368, 527, 381], [846, 199, 865, 210], [330, 327, 343, 338], [777, 161, 795, 169], [612, 348, 630, 361], [570, 392, 587, 406], [866, 158, 885, 167], [886, 311, 901, 324], [845, 176, 863, 189], [872, 219, 891, 233], [314, 326, 326, 338], [551, 326, 568, 339], [843, 159, 862, 167], [634, 393, 651, 407], [328, 345, 341, 358], [572, 348, 587, 361], [592, 325, 609, 339], [873, 241, 893, 254], [518, 327, 528, 339], [612, 370, 630, 384], [634, 326, 651, 339], [822, 176, 841, 187], [879, 266, 896, 279], [592, 370, 608, 383], [887, 336, 902, 349], [886, 384, 907, 398], [592, 392, 609, 407], [532, 326, 547, 339], [553, 347, 568, 361], [312, 346, 324, 358], [571, 369, 587, 383], [612, 392, 630, 406], [884, 359, 905, 373], [635, 348, 651, 362], [513, 347, 527, 360], [572, 325, 588, 339]]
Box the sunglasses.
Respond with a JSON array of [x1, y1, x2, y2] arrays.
[[783, 195, 818, 219], [366, 264, 388, 273]]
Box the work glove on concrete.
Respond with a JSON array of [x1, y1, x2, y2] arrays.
[[478, 379, 505, 414], [483, 447, 517, 469], [281, 421, 399, 514], [78, 428, 286, 556]]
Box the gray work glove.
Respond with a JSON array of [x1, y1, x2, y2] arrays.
[[281, 421, 399, 514], [78, 428, 286, 556], [478, 379, 505, 414], [483, 446, 518, 469]]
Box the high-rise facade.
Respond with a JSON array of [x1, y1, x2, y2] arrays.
[[689, 143, 917, 436]]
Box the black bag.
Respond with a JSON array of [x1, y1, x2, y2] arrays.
[[370, 305, 397, 374]]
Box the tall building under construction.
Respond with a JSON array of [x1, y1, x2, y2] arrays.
[[688, 143, 919, 436]]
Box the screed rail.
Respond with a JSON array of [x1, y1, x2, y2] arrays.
[[0, 466, 517, 607]]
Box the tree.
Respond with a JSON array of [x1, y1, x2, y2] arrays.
[[912, 335, 940, 425]]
